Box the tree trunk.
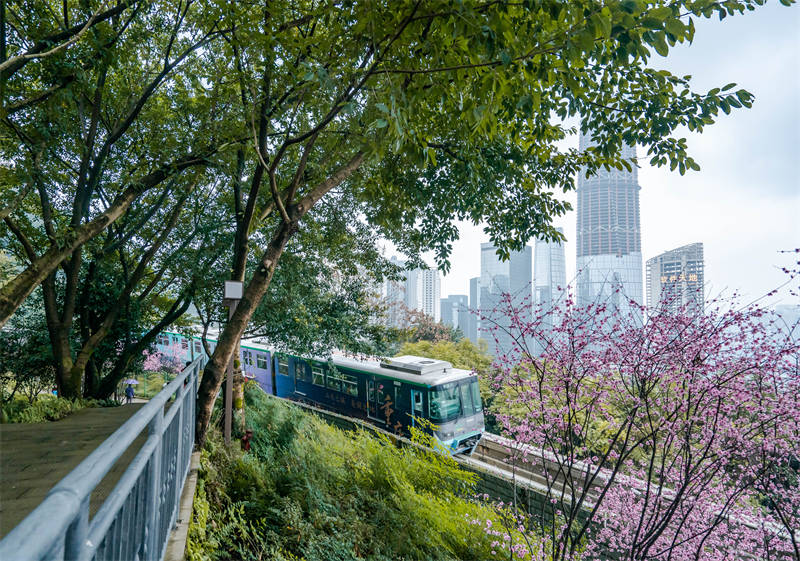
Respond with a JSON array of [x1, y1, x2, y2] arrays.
[[195, 219, 295, 447], [194, 151, 364, 447]]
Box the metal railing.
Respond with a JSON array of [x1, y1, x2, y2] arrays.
[[0, 358, 201, 561]]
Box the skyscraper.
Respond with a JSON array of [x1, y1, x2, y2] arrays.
[[480, 243, 533, 356], [383, 256, 407, 327], [468, 276, 480, 345], [441, 294, 469, 333], [575, 132, 643, 321], [646, 243, 704, 314], [534, 228, 567, 353]]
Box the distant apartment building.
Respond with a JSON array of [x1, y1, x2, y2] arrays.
[[533, 229, 567, 354], [382, 257, 441, 327], [575, 131, 643, 322], [441, 294, 469, 334], [419, 268, 441, 322], [480, 243, 533, 356], [646, 243, 704, 314]]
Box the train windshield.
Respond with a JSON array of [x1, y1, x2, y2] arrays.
[[429, 378, 482, 423]]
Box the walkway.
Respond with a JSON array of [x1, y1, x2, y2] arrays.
[[0, 404, 146, 538]]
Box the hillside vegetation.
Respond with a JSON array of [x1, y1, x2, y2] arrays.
[[188, 386, 531, 561]]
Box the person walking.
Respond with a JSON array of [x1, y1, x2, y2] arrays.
[[125, 384, 135, 404]]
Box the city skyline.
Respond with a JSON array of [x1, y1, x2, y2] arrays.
[[420, 3, 798, 306]]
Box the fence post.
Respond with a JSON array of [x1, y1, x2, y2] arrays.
[[64, 496, 89, 561], [173, 382, 186, 524], [144, 405, 164, 561]]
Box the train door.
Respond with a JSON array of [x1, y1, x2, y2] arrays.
[[366, 376, 383, 422], [274, 354, 294, 398], [410, 389, 423, 427]]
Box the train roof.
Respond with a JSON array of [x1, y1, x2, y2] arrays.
[[330, 355, 474, 386], [174, 329, 475, 387]]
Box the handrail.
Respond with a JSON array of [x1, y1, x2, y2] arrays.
[[0, 357, 201, 561]]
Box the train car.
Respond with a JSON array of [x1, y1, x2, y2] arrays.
[[154, 331, 484, 453]]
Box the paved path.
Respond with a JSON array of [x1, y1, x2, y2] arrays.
[[0, 404, 147, 538]]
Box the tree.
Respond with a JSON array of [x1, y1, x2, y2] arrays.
[[389, 306, 464, 345], [0, 0, 229, 327], [480, 264, 800, 560], [194, 0, 768, 446], [398, 338, 493, 373], [0, 291, 55, 404]]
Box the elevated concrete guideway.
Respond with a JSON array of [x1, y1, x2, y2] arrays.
[[0, 404, 146, 539]]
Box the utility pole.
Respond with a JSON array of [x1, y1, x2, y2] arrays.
[[223, 281, 243, 446]]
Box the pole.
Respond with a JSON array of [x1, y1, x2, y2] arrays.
[[224, 299, 238, 446]]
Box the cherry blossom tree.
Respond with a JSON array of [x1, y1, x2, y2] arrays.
[[480, 253, 799, 560], [141, 342, 185, 374]]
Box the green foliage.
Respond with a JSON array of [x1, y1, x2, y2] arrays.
[[188, 385, 533, 560], [1, 394, 119, 423], [398, 338, 493, 373], [0, 291, 56, 403]]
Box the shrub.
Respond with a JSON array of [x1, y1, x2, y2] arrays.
[[1, 394, 120, 423], [188, 385, 535, 560]]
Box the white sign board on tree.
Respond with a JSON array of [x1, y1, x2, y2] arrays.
[[224, 281, 243, 300]]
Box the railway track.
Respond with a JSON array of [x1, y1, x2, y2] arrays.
[[468, 434, 602, 509]]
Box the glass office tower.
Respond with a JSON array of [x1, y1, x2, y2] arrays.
[[468, 276, 480, 345], [480, 243, 532, 356], [575, 132, 643, 323]]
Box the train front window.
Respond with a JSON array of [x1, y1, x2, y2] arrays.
[[429, 383, 462, 422], [470, 380, 482, 413], [459, 384, 474, 416]]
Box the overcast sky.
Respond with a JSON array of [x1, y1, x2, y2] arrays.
[[418, 1, 800, 306]]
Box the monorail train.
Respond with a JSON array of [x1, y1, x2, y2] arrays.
[[154, 331, 484, 453]]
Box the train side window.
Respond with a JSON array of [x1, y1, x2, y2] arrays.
[[341, 373, 359, 396], [277, 357, 289, 376], [244, 351, 253, 366], [470, 380, 482, 413], [193, 341, 201, 354], [256, 354, 267, 369], [295, 360, 311, 383], [326, 368, 341, 392], [311, 365, 325, 386], [181, 338, 188, 350]]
